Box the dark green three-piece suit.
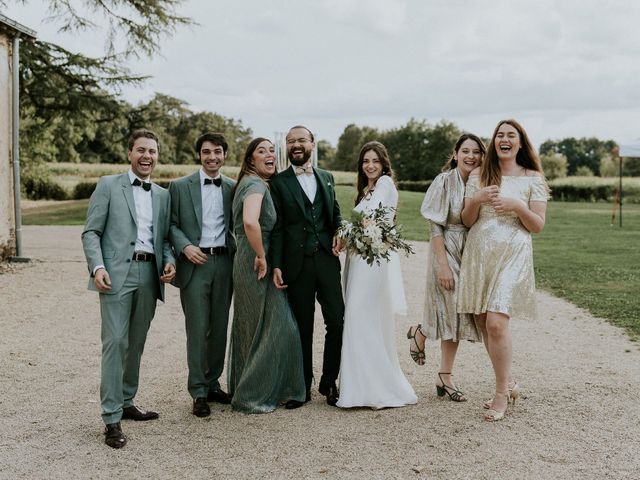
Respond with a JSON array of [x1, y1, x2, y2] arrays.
[[169, 171, 236, 399], [270, 166, 345, 393], [82, 173, 174, 425]]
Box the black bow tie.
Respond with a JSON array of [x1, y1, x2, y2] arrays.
[[204, 177, 222, 187], [132, 178, 151, 191]]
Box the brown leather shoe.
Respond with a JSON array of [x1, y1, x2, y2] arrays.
[[206, 388, 231, 404], [318, 384, 339, 407], [104, 422, 126, 449], [193, 397, 210, 417], [122, 405, 159, 421]]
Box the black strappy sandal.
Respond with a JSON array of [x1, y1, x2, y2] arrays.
[[407, 325, 426, 365], [436, 372, 467, 402]]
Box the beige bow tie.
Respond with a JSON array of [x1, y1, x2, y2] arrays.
[[294, 165, 313, 176]]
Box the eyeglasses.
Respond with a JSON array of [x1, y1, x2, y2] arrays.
[[286, 138, 312, 145]]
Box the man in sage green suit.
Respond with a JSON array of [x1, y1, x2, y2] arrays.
[[82, 130, 176, 449], [271, 125, 344, 407], [169, 132, 236, 418]]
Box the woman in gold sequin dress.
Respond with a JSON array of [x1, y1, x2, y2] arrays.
[[458, 119, 549, 422], [406, 134, 485, 403]]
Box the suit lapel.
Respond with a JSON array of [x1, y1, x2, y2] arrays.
[[315, 169, 333, 223], [121, 173, 137, 225], [188, 172, 203, 230], [281, 167, 307, 215]]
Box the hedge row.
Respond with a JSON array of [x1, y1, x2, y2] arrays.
[[397, 180, 432, 192], [23, 179, 173, 201], [25, 177, 640, 203], [549, 183, 640, 203]]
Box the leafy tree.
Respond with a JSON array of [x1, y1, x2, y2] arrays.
[[333, 124, 381, 171], [539, 137, 617, 175], [540, 152, 568, 180], [316, 139, 336, 169], [4, 0, 192, 59], [3, 0, 193, 183], [19, 40, 144, 165], [383, 119, 460, 181]]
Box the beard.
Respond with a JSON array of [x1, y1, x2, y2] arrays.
[[287, 147, 312, 166]]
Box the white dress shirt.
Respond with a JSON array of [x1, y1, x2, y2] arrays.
[[293, 163, 317, 201], [128, 170, 155, 254], [199, 169, 226, 248]]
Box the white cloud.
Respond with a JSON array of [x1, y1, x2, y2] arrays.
[[4, 0, 640, 146]]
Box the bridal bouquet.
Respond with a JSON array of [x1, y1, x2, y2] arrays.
[[337, 204, 414, 266]]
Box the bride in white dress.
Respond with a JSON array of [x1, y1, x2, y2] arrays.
[[337, 141, 417, 409]]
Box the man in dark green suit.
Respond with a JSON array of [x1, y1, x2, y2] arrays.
[[271, 125, 344, 407], [82, 129, 176, 448], [169, 132, 235, 418]]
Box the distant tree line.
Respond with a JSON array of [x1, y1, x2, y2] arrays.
[[320, 119, 464, 182], [321, 122, 635, 181]]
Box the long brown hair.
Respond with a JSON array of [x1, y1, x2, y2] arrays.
[[355, 141, 395, 205], [481, 119, 543, 188], [442, 133, 486, 172], [232, 137, 274, 199]]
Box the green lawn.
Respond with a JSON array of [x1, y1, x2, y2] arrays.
[[23, 200, 90, 225], [22, 190, 640, 339], [532, 202, 639, 339]]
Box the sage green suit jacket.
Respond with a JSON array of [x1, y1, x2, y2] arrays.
[[168, 171, 236, 289], [270, 166, 342, 283], [81, 173, 175, 302]]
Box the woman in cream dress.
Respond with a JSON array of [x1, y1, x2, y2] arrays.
[[458, 119, 549, 421], [407, 134, 486, 402]]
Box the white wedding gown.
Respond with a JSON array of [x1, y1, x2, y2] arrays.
[[337, 175, 417, 409]]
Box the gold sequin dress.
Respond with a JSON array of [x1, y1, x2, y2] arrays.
[[457, 174, 548, 320], [420, 169, 480, 341]]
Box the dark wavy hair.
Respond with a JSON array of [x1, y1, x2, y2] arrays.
[[481, 119, 543, 188], [195, 132, 228, 155], [442, 133, 486, 172], [355, 141, 395, 205], [232, 137, 274, 199]]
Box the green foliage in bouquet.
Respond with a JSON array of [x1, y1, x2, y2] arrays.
[[337, 204, 414, 266]]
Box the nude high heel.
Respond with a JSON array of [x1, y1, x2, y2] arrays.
[[483, 382, 520, 409], [484, 392, 509, 422]]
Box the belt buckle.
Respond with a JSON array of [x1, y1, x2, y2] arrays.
[[133, 252, 141, 261]]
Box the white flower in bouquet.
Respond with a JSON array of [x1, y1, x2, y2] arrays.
[[363, 224, 382, 241], [337, 203, 414, 266]]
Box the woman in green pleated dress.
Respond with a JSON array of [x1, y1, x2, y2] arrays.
[[227, 138, 306, 413]]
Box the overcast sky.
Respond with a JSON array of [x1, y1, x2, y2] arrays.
[[5, 0, 640, 148]]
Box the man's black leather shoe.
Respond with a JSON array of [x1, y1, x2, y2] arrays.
[[207, 388, 231, 404], [319, 384, 339, 407], [122, 405, 159, 421], [193, 397, 211, 417], [104, 422, 126, 449]]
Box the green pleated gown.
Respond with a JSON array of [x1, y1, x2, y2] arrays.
[[227, 175, 306, 413]]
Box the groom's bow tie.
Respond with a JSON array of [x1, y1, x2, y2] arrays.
[[295, 165, 313, 176], [204, 177, 222, 187], [132, 178, 151, 191]]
